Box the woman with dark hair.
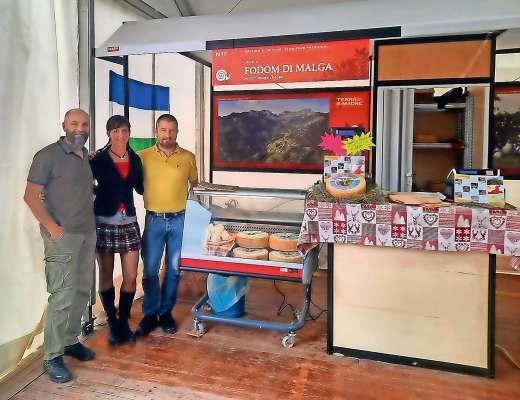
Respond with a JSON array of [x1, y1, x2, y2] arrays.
[[90, 115, 144, 345]]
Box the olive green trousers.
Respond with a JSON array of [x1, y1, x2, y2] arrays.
[[40, 227, 96, 360]]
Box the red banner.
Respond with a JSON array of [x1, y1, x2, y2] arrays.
[[329, 90, 370, 127], [212, 39, 370, 86]]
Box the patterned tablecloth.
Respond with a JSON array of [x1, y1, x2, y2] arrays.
[[298, 200, 520, 258]]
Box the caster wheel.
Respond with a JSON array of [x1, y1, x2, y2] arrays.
[[282, 334, 295, 348], [194, 320, 206, 336]]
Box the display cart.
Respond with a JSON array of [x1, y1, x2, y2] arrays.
[[180, 186, 319, 348]]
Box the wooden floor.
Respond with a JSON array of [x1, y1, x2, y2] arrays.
[[9, 272, 520, 400]]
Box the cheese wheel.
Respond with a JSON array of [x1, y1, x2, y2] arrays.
[[232, 247, 268, 260], [269, 250, 303, 263], [236, 231, 269, 248], [269, 232, 299, 251], [325, 173, 366, 198]]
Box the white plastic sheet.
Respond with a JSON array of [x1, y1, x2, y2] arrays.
[[0, 0, 79, 378]]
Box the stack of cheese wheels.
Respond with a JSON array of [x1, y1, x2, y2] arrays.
[[232, 230, 303, 263], [233, 230, 269, 260], [268, 232, 303, 263], [325, 173, 366, 199]]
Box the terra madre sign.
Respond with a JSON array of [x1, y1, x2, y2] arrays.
[[212, 39, 369, 86]]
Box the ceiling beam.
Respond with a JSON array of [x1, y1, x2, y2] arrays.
[[173, 0, 193, 17], [120, 0, 167, 19]]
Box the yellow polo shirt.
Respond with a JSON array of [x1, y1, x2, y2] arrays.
[[138, 145, 198, 212]]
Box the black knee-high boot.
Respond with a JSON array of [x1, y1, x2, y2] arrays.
[[99, 287, 122, 345], [118, 291, 136, 343]]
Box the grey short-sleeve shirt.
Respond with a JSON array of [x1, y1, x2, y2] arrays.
[[27, 137, 95, 233]]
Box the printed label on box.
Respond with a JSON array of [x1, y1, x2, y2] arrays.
[[323, 155, 365, 178]]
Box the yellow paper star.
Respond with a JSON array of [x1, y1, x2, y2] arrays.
[[342, 131, 375, 155]]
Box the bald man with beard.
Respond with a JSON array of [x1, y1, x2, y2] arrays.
[[24, 109, 97, 383]]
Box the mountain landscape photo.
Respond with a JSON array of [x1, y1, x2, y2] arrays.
[[217, 97, 329, 167]]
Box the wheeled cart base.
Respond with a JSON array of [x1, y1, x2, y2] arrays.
[[191, 283, 312, 348]]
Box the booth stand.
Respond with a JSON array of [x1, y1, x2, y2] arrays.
[[92, 1, 520, 375]]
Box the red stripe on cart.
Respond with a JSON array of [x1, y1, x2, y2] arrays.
[[180, 258, 302, 279]]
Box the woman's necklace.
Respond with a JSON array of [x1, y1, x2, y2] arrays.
[[109, 147, 127, 160]]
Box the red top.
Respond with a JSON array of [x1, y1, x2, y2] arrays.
[[115, 161, 130, 212]]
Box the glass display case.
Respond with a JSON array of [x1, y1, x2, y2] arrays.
[[179, 185, 319, 348], [180, 186, 317, 283]]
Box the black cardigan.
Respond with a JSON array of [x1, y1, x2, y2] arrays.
[[90, 148, 144, 217]]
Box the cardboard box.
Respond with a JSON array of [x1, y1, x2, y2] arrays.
[[451, 169, 505, 207]]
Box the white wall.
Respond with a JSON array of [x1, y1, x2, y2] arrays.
[[505, 181, 520, 207], [495, 53, 520, 82], [155, 53, 197, 153], [95, 0, 148, 47]]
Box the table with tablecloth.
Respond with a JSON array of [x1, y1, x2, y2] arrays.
[[298, 199, 520, 257], [297, 199, 519, 376]]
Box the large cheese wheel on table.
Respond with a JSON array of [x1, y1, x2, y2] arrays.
[[269, 232, 299, 251], [269, 250, 303, 263], [232, 247, 269, 260], [325, 173, 366, 199], [236, 231, 269, 248]]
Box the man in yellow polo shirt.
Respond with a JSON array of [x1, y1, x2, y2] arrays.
[[135, 114, 198, 336]]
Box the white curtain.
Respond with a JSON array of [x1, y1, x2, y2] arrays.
[[0, 0, 79, 378]]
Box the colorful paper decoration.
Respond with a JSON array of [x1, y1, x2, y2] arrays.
[[319, 132, 346, 156], [342, 131, 375, 156]]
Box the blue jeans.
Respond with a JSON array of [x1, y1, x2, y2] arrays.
[[141, 211, 185, 316]]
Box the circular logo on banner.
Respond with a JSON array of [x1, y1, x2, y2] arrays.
[[215, 69, 230, 82]]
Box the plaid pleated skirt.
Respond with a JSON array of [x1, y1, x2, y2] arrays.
[[96, 222, 141, 253]]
